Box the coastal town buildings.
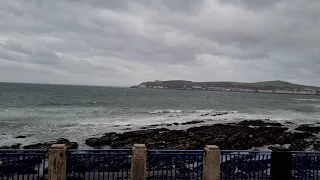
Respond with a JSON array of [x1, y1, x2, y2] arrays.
[[134, 85, 318, 95]]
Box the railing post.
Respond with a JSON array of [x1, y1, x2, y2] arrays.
[[131, 144, 147, 180], [204, 145, 221, 180], [48, 144, 67, 180], [271, 147, 292, 180]]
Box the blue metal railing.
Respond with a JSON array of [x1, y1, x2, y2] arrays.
[[147, 150, 205, 180], [67, 149, 131, 180], [221, 150, 272, 180], [0, 149, 48, 180], [291, 151, 320, 180]]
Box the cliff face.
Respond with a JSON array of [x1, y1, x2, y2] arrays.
[[137, 80, 320, 90]]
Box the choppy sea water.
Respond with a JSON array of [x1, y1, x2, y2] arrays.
[[0, 82, 320, 147]]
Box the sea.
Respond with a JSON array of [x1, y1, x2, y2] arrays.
[[0, 82, 320, 147]]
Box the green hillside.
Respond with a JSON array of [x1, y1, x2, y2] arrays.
[[230, 81, 319, 89], [138, 80, 320, 90]]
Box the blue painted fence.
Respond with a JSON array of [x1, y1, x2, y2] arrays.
[[2, 149, 320, 180], [147, 150, 204, 180], [0, 149, 48, 180], [291, 151, 320, 180], [220, 150, 272, 180], [66, 149, 131, 180]]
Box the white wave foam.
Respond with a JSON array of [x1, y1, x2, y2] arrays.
[[147, 109, 235, 114], [308, 104, 320, 108], [292, 98, 320, 102]]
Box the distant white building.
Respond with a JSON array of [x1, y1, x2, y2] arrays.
[[192, 86, 202, 89], [258, 90, 273, 93], [240, 89, 254, 92], [139, 85, 147, 88]]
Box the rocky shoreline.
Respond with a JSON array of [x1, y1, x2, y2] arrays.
[[85, 119, 320, 151], [2, 119, 320, 151], [1, 119, 320, 179]]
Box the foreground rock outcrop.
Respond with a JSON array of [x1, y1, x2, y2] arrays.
[[23, 138, 79, 149], [85, 120, 316, 151]]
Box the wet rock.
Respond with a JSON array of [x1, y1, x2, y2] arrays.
[[0, 143, 21, 149], [285, 121, 296, 125], [269, 146, 289, 151], [23, 138, 78, 149], [289, 140, 313, 151], [210, 112, 229, 116], [180, 120, 204, 125], [69, 142, 79, 149], [85, 137, 112, 147], [23, 142, 49, 149], [295, 125, 320, 134], [14, 134, 33, 139], [149, 124, 161, 127], [237, 120, 282, 127], [85, 120, 318, 151], [15, 135, 27, 139]]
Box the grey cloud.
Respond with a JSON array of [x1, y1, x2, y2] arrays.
[[0, 0, 320, 86], [220, 0, 283, 10]]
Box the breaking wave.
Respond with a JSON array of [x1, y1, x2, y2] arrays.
[[292, 98, 320, 102], [147, 109, 237, 114]]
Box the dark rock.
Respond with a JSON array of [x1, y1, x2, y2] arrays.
[[149, 124, 161, 127], [69, 142, 79, 149], [0, 143, 22, 149], [238, 120, 283, 127], [211, 112, 229, 116], [289, 140, 313, 151], [173, 123, 179, 126], [85, 137, 112, 147], [23, 142, 49, 149], [295, 125, 320, 134], [15, 135, 27, 139], [269, 146, 289, 151], [313, 141, 320, 151], [84, 120, 317, 151], [14, 134, 33, 139], [85, 132, 118, 147], [285, 121, 296, 125], [180, 120, 204, 125], [23, 138, 78, 149]]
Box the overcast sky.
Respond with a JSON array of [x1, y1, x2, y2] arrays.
[[0, 0, 320, 87]]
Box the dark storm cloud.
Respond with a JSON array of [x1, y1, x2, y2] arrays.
[[0, 0, 319, 86]]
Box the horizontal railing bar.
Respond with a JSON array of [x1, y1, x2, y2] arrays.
[[148, 150, 204, 152], [221, 150, 272, 153], [0, 149, 48, 152], [291, 151, 320, 153], [148, 153, 204, 156], [68, 154, 131, 156], [0, 154, 47, 156], [68, 149, 130, 152]]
